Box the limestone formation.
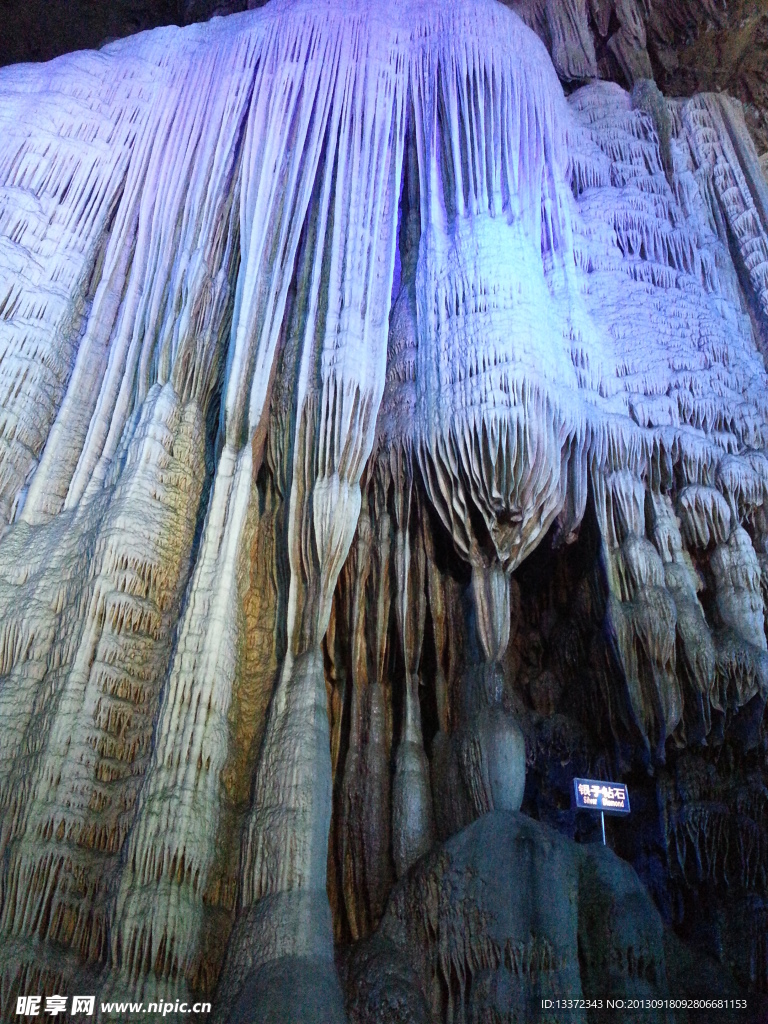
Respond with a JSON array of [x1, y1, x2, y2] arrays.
[[379, 811, 673, 1024], [0, 0, 767, 1021]]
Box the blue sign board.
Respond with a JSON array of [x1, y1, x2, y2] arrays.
[[573, 778, 630, 816]]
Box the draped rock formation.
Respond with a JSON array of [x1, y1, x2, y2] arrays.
[[1, 0, 768, 1020]]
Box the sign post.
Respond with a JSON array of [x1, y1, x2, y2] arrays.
[[573, 778, 630, 845]]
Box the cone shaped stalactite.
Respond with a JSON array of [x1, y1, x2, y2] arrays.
[[390, 465, 435, 879], [0, 0, 768, 1018]]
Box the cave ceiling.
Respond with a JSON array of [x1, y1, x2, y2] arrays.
[[0, 0, 768, 1021]]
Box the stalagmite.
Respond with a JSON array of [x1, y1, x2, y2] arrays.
[[461, 565, 526, 815], [0, 0, 767, 1017]]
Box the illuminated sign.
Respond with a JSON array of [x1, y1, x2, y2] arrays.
[[573, 778, 630, 816]]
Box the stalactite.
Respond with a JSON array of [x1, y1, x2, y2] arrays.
[[333, 498, 394, 940], [391, 460, 434, 878], [507, 0, 598, 83], [649, 493, 715, 746], [338, 510, 374, 939], [361, 475, 396, 926], [217, 9, 406, 1017]]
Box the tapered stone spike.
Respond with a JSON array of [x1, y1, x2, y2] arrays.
[[390, 469, 435, 878]]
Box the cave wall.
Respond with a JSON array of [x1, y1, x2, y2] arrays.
[[0, 0, 768, 1020]]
